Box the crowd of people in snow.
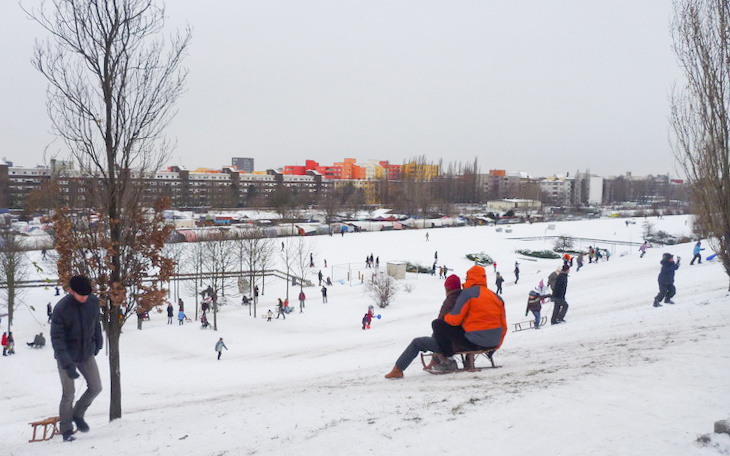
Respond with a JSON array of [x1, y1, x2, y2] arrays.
[[382, 234, 711, 379], [2, 226, 716, 442]]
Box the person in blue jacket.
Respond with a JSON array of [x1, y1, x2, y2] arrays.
[[690, 241, 704, 265], [215, 338, 228, 360], [653, 253, 681, 307]]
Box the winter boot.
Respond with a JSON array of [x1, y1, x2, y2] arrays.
[[73, 416, 90, 433], [664, 299, 675, 304], [431, 357, 458, 373], [653, 301, 662, 307], [62, 431, 76, 442], [384, 366, 404, 379]]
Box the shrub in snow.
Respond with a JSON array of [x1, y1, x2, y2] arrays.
[[516, 249, 561, 259], [465, 252, 493, 265], [364, 271, 398, 308], [405, 262, 431, 274]]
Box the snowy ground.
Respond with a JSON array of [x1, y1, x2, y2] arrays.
[[1, 215, 729, 456]]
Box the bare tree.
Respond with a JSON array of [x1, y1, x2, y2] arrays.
[[363, 270, 398, 308], [553, 236, 575, 252], [291, 236, 314, 293], [0, 222, 29, 331], [201, 232, 237, 330], [239, 227, 275, 317], [671, 0, 730, 288], [182, 237, 207, 320], [25, 0, 190, 420], [162, 242, 186, 304], [279, 238, 297, 302]]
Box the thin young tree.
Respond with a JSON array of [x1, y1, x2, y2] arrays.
[[291, 235, 314, 295], [182, 237, 207, 321], [671, 0, 730, 288], [279, 238, 297, 303], [25, 0, 190, 420], [241, 227, 274, 318], [0, 221, 29, 331], [202, 231, 237, 330]]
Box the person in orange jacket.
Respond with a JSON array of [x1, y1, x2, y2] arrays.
[[431, 265, 507, 373]]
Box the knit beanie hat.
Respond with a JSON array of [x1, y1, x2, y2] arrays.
[[444, 274, 461, 291], [69, 275, 92, 296]]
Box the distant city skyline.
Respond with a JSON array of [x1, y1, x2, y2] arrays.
[[1, 1, 683, 178]]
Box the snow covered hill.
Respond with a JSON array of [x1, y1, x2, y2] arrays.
[[1, 215, 729, 456]]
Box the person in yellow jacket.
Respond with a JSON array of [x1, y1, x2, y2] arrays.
[[430, 265, 507, 373]]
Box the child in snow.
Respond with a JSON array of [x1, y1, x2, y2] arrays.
[[526, 290, 551, 329], [639, 241, 648, 258], [215, 338, 228, 360], [178, 310, 185, 325], [362, 312, 372, 330], [690, 240, 704, 265], [5, 332, 14, 355], [266, 310, 273, 321], [362, 306, 375, 330]]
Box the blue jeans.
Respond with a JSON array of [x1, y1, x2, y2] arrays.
[[531, 310, 541, 328], [395, 336, 440, 371]]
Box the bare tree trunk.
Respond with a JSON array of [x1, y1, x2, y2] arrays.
[[671, 0, 730, 289]]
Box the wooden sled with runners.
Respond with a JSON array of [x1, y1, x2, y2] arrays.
[[513, 317, 548, 332], [28, 416, 63, 443], [420, 348, 498, 373]]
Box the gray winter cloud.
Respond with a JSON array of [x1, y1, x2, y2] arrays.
[[0, 1, 681, 177]]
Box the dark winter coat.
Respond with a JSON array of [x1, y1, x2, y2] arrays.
[[548, 270, 559, 290], [526, 295, 542, 313], [495, 276, 504, 287], [51, 294, 103, 370], [167, 304, 174, 317], [552, 272, 568, 300], [437, 289, 462, 320], [658, 258, 680, 284]]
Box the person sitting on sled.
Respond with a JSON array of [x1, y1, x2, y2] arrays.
[[384, 274, 463, 379], [431, 265, 507, 374]]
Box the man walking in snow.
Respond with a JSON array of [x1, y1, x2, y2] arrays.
[[51, 275, 103, 442], [551, 265, 570, 324]]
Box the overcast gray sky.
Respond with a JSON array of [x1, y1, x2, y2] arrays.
[[0, 1, 682, 177]]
